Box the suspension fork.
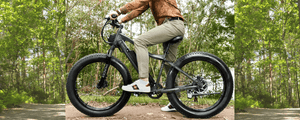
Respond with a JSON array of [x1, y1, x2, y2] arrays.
[[97, 45, 116, 89]]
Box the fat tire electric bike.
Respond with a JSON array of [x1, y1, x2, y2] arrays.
[[66, 15, 233, 118]]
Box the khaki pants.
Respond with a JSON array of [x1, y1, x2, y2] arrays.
[[134, 18, 185, 78]]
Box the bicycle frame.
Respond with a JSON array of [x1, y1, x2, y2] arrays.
[[98, 19, 203, 94], [66, 15, 232, 118]]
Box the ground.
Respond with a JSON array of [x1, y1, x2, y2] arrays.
[[235, 108, 300, 120], [65, 103, 234, 120], [0, 103, 65, 120], [0, 103, 233, 120], [3, 103, 299, 120], [4, 103, 299, 120]]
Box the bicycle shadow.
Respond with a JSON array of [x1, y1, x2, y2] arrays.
[[0, 104, 65, 120], [235, 108, 300, 120]]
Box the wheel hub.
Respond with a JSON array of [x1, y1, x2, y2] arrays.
[[187, 76, 208, 99]]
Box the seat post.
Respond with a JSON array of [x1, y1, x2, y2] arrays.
[[163, 43, 172, 59], [156, 43, 171, 84]]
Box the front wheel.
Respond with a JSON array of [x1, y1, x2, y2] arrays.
[[66, 53, 131, 117], [166, 52, 233, 118]]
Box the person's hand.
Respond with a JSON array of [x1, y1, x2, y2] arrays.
[[109, 13, 118, 20], [108, 11, 122, 24]]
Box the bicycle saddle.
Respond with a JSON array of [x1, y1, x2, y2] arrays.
[[166, 36, 183, 44], [149, 36, 183, 60]]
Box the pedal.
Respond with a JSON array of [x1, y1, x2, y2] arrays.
[[147, 83, 163, 99]]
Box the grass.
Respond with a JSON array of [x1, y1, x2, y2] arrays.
[[65, 93, 235, 107], [127, 94, 169, 105]]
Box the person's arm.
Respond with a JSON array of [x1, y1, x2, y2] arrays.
[[116, 0, 150, 23], [118, 0, 150, 14], [120, 5, 149, 23]]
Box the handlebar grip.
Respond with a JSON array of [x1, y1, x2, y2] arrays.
[[112, 14, 118, 18]]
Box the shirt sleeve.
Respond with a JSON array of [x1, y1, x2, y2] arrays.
[[119, 0, 151, 14], [120, 4, 149, 23]]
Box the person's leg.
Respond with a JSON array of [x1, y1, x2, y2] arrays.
[[161, 46, 180, 112], [163, 41, 181, 97], [163, 19, 184, 97], [161, 42, 182, 112], [135, 20, 184, 79], [161, 20, 185, 111], [122, 19, 185, 93]]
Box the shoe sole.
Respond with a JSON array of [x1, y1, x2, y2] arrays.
[[122, 86, 150, 93]]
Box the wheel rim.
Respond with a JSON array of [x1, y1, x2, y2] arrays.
[[72, 61, 125, 111], [174, 58, 227, 112]]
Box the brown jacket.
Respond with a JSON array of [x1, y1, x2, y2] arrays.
[[118, 0, 184, 25]]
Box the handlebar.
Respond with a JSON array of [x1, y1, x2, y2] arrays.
[[111, 14, 118, 18], [101, 14, 123, 45]]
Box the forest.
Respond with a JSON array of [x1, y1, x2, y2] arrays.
[[0, 0, 66, 112], [235, 0, 300, 110]]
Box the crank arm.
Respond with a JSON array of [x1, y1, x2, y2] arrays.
[[153, 85, 198, 93]]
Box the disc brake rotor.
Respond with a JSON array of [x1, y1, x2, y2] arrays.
[[187, 76, 210, 99]]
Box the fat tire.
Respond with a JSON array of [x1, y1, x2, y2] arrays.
[[66, 53, 132, 117], [166, 52, 233, 118]]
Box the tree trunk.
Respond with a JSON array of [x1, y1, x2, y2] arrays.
[[43, 39, 46, 92], [279, 55, 282, 104], [247, 58, 251, 91], [15, 60, 20, 93], [269, 38, 272, 97], [281, 16, 292, 106], [241, 65, 246, 97], [22, 56, 26, 89], [297, 56, 300, 107], [263, 38, 266, 90], [37, 38, 40, 89], [294, 50, 299, 107], [298, 0, 300, 27]]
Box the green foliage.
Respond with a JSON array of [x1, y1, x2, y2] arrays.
[[28, 89, 49, 104], [253, 91, 275, 108], [0, 0, 66, 105], [235, 0, 300, 108], [0, 90, 35, 112], [235, 94, 262, 111]]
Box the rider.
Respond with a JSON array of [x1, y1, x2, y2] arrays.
[[110, 0, 185, 112]]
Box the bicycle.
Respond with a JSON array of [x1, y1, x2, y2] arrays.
[[66, 15, 233, 118]]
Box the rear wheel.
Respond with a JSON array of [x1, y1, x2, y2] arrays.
[[66, 53, 131, 117], [166, 52, 233, 118]]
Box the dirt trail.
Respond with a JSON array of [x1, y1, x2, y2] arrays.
[[66, 103, 234, 120], [235, 108, 300, 120], [0, 103, 65, 120]]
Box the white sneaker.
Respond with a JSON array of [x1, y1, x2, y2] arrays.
[[161, 102, 176, 112], [122, 79, 151, 93]]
